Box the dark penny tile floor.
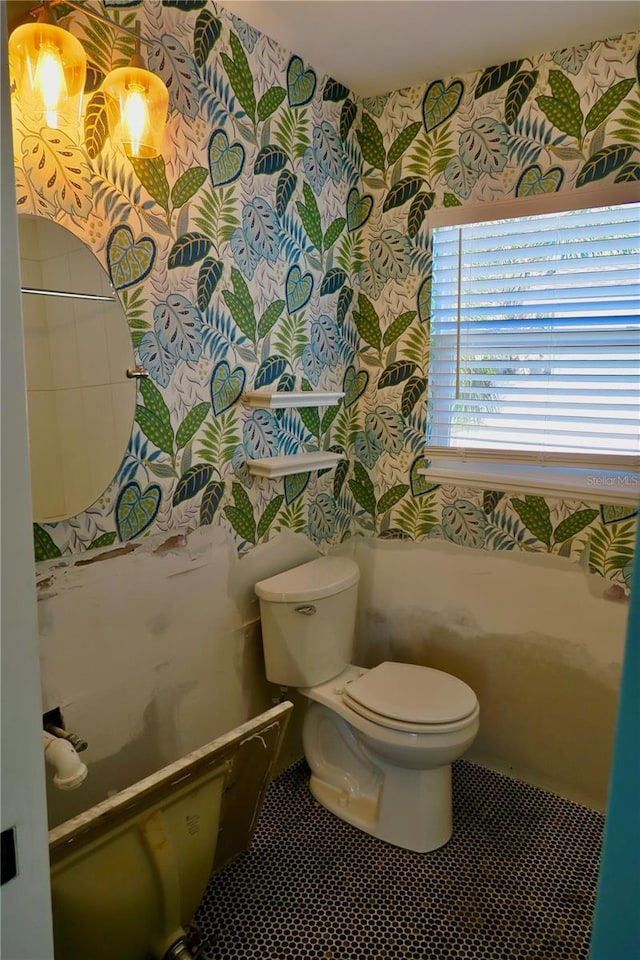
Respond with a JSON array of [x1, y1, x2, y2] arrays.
[[196, 759, 603, 960]]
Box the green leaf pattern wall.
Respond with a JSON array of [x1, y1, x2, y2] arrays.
[[14, 2, 637, 590]]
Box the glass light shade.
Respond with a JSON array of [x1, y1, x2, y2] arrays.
[[9, 21, 86, 132], [102, 65, 169, 159]]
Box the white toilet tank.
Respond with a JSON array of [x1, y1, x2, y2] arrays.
[[255, 556, 360, 687]]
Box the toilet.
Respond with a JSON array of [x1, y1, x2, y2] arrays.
[[255, 555, 479, 852]]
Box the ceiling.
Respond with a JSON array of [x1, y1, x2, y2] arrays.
[[221, 1, 640, 96]]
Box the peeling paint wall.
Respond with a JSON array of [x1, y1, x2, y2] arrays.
[[39, 528, 315, 826], [346, 537, 628, 809]]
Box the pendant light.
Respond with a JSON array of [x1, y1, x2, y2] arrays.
[[8, 1, 86, 134], [102, 28, 169, 160]]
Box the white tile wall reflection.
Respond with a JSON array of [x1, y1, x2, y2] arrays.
[[19, 216, 136, 522]]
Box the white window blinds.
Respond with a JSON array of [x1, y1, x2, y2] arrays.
[[428, 202, 640, 465]]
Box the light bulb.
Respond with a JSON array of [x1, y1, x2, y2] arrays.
[[32, 42, 67, 128], [121, 83, 149, 158]]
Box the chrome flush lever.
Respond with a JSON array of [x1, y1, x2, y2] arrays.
[[294, 604, 316, 616]]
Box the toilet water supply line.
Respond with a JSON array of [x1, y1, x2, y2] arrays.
[[42, 730, 88, 790]]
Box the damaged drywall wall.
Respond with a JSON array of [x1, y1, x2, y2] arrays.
[[345, 537, 629, 810], [38, 526, 319, 826]]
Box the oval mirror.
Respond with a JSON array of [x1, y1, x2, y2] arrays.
[[18, 215, 136, 523]]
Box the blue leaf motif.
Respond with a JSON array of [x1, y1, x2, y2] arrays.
[[254, 355, 288, 388], [243, 409, 279, 459], [208, 128, 245, 186], [320, 268, 347, 297], [312, 121, 343, 182], [285, 265, 313, 313], [354, 429, 382, 469], [287, 55, 317, 107], [230, 227, 260, 279], [442, 500, 487, 548], [301, 344, 323, 386], [242, 197, 281, 261], [303, 146, 327, 196], [230, 14, 260, 52], [310, 314, 340, 366], [137, 330, 177, 388], [308, 493, 336, 542], [211, 360, 245, 415], [115, 481, 162, 542], [365, 406, 404, 453], [148, 34, 199, 119], [153, 294, 203, 361]]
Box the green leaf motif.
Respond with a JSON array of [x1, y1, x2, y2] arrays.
[[172, 464, 213, 506], [356, 113, 386, 171], [554, 509, 599, 543], [224, 483, 256, 544], [296, 182, 323, 251], [349, 462, 377, 517], [200, 479, 225, 525], [194, 10, 221, 68], [379, 360, 417, 388], [548, 70, 582, 116], [382, 176, 424, 212], [483, 490, 505, 514], [220, 33, 256, 121], [333, 458, 349, 499], [475, 60, 523, 98], [258, 495, 284, 539], [257, 86, 287, 121], [130, 156, 170, 214], [89, 531, 118, 550], [536, 73, 584, 139], [33, 524, 62, 561], [407, 192, 434, 238], [324, 216, 346, 251], [383, 310, 417, 348], [176, 402, 210, 449], [284, 471, 310, 506], [197, 257, 224, 311], [258, 300, 285, 339], [298, 404, 320, 438], [387, 122, 422, 165], [401, 376, 426, 417], [323, 77, 350, 102], [511, 495, 553, 548], [84, 92, 108, 160], [140, 377, 172, 426], [614, 161, 640, 183], [222, 268, 256, 341], [504, 71, 538, 125], [576, 144, 635, 187], [378, 484, 409, 515], [340, 99, 357, 140], [171, 167, 208, 208], [422, 79, 464, 132], [135, 405, 174, 455], [354, 294, 382, 351], [275, 169, 297, 217]]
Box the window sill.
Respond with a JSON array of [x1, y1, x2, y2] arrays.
[[418, 460, 640, 506]]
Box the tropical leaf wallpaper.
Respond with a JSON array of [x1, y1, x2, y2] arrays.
[[12, 1, 637, 591]]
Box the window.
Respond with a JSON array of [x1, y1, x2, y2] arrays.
[[424, 194, 640, 503]]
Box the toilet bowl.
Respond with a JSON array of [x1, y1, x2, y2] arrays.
[[255, 556, 479, 852]]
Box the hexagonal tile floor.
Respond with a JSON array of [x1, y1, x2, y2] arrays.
[[196, 759, 603, 959]]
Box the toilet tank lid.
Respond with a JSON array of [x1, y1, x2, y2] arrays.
[[255, 556, 359, 602], [344, 661, 477, 724]]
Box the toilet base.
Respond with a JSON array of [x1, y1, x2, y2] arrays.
[[309, 761, 453, 853]]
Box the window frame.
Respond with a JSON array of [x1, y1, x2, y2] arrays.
[[420, 183, 640, 506]]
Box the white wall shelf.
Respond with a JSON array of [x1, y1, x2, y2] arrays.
[[244, 391, 344, 409], [247, 452, 344, 479]]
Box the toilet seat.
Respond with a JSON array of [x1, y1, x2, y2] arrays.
[[342, 661, 477, 733]]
